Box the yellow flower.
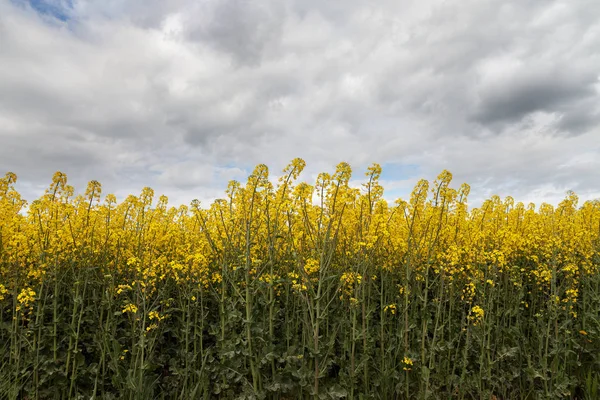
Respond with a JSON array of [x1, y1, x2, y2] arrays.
[[469, 305, 484, 325], [116, 284, 132, 295], [0, 284, 8, 301], [461, 282, 476, 303], [122, 304, 138, 314], [304, 258, 320, 275], [383, 304, 397, 315], [211, 273, 223, 284], [148, 310, 165, 321], [16, 287, 36, 312]]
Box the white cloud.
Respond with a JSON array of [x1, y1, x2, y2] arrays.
[[1, 0, 599, 208]]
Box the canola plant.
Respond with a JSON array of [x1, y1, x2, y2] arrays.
[[0, 160, 599, 399]]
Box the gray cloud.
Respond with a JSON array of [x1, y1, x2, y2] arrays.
[[186, 0, 285, 66], [472, 65, 598, 130], [1, 0, 599, 208], [555, 99, 600, 135]]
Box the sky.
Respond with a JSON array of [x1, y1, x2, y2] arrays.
[[1, 0, 599, 209]]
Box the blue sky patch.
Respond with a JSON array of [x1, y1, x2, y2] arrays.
[[15, 0, 73, 22], [380, 163, 419, 182]]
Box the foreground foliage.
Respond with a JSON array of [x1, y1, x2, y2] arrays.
[[0, 160, 599, 399]]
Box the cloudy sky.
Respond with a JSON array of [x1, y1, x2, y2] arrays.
[[1, 0, 599, 208]]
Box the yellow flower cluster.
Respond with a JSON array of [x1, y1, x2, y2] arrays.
[[122, 304, 138, 314], [304, 258, 320, 275], [259, 273, 274, 284], [0, 284, 7, 301], [402, 356, 414, 371], [0, 163, 598, 339], [288, 272, 307, 292], [340, 272, 362, 296], [116, 284, 132, 295], [383, 304, 397, 315], [16, 287, 36, 313], [148, 310, 166, 321], [461, 282, 476, 303], [469, 305, 485, 325]]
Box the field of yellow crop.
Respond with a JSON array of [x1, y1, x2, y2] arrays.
[[1, 160, 599, 399]]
